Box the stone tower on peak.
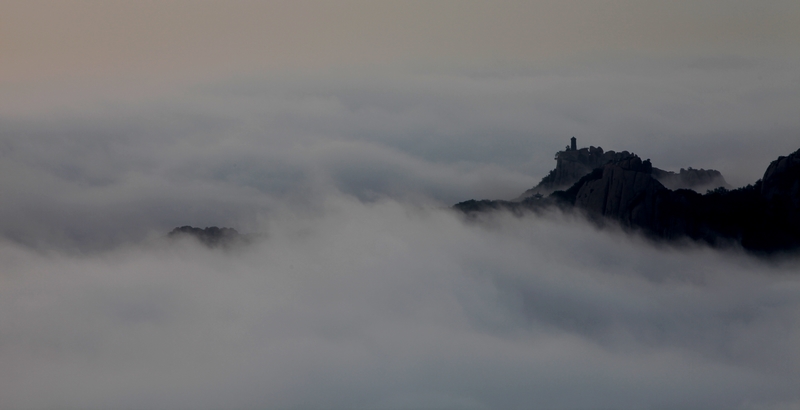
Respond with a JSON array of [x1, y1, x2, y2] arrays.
[[570, 136, 577, 151]]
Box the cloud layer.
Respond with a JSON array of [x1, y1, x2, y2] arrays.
[[1, 198, 799, 410]]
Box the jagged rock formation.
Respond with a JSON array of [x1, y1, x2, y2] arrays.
[[517, 145, 634, 199], [516, 139, 727, 200], [652, 167, 729, 191], [455, 147, 800, 255], [167, 226, 247, 248], [573, 155, 665, 229]]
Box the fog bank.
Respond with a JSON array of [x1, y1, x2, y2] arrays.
[[1, 196, 798, 410]]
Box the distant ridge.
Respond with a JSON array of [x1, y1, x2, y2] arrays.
[[167, 226, 248, 248]]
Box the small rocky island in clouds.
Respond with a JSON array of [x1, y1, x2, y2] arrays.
[[168, 226, 249, 248], [456, 138, 800, 255]]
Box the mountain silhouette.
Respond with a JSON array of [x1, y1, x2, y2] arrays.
[[456, 141, 800, 255]]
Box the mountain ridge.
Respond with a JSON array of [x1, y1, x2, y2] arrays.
[[456, 142, 800, 255]]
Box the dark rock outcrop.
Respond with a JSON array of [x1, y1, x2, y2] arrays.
[[756, 148, 800, 249], [167, 226, 247, 248], [456, 146, 800, 255], [517, 145, 633, 199], [761, 149, 800, 221], [572, 156, 666, 229]]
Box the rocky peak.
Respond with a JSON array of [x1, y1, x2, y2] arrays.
[[760, 148, 800, 228], [613, 155, 653, 173], [516, 138, 727, 200], [761, 148, 800, 203], [516, 139, 634, 199], [168, 226, 247, 248]]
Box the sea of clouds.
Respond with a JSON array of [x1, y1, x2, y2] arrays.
[[1, 199, 799, 410], [1, 57, 800, 409]]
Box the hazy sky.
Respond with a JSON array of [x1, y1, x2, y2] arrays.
[[3, 1, 799, 80], [2, 1, 799, 180], [1, 2, 800, 409]]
